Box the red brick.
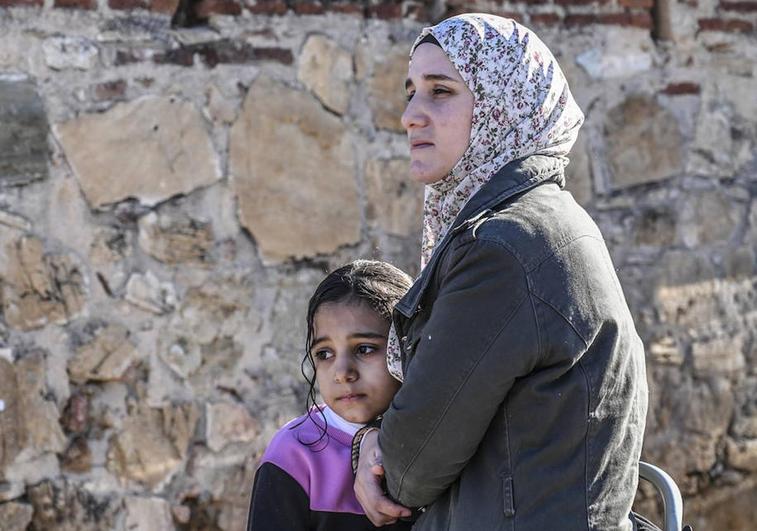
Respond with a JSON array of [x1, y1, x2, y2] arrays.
[[54, 0, 96, 9], [0, 0, 43, 6], [108, 0, 148, 9], [660, 82, 701, 95], [251, 46, 294, 64], [619, 0, 653, 8], [292, 0, 325, 15], [627, 11, 653, 28], [193, 0, 241, 16], [698, 17, 754, 32], [530, 12, 561, 25], [368, 1, 402, 19], [720, 0, 757, 11], [556, 0, 610, 5], [93, 79, 127, 101], [329, 2, 364, 15], [565, 11, 652, 28], [246, 0, 288, 15], [149, 0, 179, 12]]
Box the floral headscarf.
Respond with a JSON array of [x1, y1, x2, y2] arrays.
[[387, 14, 584, 381]]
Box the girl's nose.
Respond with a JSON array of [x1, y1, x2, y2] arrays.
[[333, 355, 358, 383], [401, 96, 428, 131]]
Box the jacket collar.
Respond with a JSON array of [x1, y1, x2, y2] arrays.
[[395, 155, 565, 318]]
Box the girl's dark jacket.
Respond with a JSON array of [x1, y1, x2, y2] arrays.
[[380, 155, 648, 531]]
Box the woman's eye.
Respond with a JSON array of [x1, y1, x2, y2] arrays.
[[313, 349, 332, 361], [432, 87, 451, 96], [405, 91, 415, 102]]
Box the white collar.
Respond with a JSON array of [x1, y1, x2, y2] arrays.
[[321, 406, 364, 437]]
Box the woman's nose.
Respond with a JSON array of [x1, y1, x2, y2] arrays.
[[333, 355, 358, 383], [401, 96, 428, 131]]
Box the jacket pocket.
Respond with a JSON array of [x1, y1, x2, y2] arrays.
[[502, 474, 515, 518]]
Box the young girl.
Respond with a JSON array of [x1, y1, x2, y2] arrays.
[[246, 260, 413, 531]]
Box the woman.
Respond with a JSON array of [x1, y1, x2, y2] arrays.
[[353, 14, 650, 531]]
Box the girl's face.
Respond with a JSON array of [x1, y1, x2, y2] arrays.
[[310, 301, 400, 423], [402, 42, 474, 185]]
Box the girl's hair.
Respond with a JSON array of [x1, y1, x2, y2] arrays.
[[296, 259, 412, 446]]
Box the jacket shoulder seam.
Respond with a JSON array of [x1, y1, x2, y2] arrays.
[[530, 291, 589, 347]]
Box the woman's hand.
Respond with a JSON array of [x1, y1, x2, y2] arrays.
[[354, 430, 412, 526]]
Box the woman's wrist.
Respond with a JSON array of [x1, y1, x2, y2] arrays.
[[351, 426, 379, 475]]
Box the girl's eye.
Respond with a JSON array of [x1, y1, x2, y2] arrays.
[[405, 91, 415, 102], [356, 344, 378, 356], [313, 349, 332, 361], [432, 86, 451, 96]]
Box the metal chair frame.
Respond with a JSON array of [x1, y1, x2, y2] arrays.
[[638, 461, 684, 531]]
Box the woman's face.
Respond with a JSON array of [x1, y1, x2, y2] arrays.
[[402, 43, 474, 185]]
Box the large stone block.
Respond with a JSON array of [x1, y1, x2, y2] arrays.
[[678, 190, 743, 247], [0, 79, 49, 186], [27, 479, 120, 531], [67, 323, 140, 384], [1, 351, 66, 485], [230, 75, 359, 262], [138, 210, 214, 266], [124, 496, 174, 531], [107, 402, 197, 489], [726, 438, 757, 472], [365, 158, 422, 237], [54, 96, 221, 208], [0, 236, 87, 331], [206, 402, 261, 452], [297, 35, 353, 115], [605, 95, 683, 189], [367, 45, 408, 131], [0, 501, 33, 531]]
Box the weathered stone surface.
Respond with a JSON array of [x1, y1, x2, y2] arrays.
[[125, 271, 177, 315], [68, 323, 139, 383], [42, 36, 99, 70], [124, 496, 174, 530], [575, 46, 652, 80], [138, 211, 214, 266], [692, 335, 747, 377], [206, 402, 261, 452], [1, 236, 87, 331], [54, 96, 221, 208], [0, 209, 31, 232], [230, 75, 359, 262], [726, 438, 757, 472], [679, 191, 743, 247], [28, 479, 119, 531], [0, 79, 49, 186], [205, 84, 237, 124], [605, 95, 683, 189], [0, 501, 33, 531], [0, 352, 66, 476], [634, 207, 676, 246], [297, 34, 353, 115], [107, 403, 197, 488], [365, 158, 422, 237], [367, 46, 407, 131], [564, 131, 593, 206], [61, 436, 92, 473]]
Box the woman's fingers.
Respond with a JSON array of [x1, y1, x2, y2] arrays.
[[354, 432, 411, 525]]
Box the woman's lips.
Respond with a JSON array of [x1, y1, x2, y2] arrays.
[[410, 141, 434, 150]]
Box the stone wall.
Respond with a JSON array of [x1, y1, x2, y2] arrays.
[[0, 1, 755, 529]]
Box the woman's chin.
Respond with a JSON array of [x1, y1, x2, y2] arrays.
[[410, 163, 445, 185]]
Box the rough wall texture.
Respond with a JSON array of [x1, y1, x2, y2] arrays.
[[0, 0, 754, 529]]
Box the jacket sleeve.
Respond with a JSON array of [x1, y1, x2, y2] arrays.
[[247, 462, 311, 531], [379, 237, 540, 508]]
